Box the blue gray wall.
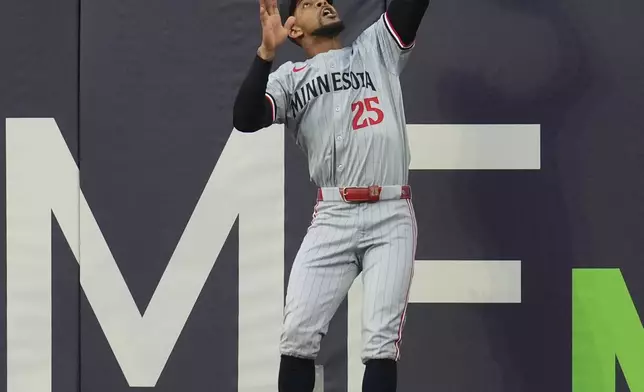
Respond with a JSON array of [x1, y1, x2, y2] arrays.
[[2, 0, 644, 391]]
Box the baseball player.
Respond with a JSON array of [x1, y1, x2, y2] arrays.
[[233, 0, 429, 390]]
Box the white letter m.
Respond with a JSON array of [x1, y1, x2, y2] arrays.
[[6, 118, 284, 392]]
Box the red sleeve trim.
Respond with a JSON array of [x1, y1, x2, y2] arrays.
[[265, 93, 277, 122], [383, 12, 415, 50]]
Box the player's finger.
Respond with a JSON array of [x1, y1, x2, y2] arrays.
[[259, 5, 268, 23], [284, 16, 296, 30], [269, 0, 279, 15], [263, 0, 272, 15]]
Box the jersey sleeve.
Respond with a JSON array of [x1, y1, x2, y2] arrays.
[[265, 64, 292, 124], [355, 13, 415, 75]]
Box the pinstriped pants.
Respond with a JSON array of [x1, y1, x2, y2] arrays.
[[280, 198, 417, 363]]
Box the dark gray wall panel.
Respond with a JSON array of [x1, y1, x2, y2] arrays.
[[0, 0, 80, 391], [1, 0, 643, 391], [397, 0, 644, 391], [78, 0, 242, 390]]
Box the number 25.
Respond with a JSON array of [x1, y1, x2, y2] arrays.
[[351, 97, 384, 130]]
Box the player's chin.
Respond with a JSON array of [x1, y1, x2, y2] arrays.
[[312, 19, 345, 37], [322, 16, 341, 25], [319, 13, 340, 25]]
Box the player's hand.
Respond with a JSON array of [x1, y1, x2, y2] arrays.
[[258, 0, 295, 61]]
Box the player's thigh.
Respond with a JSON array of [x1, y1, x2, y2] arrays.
[[285, 202, 360, 313], [284, 234, 358, 330], [281, 203, 360, 353], [360, 200, 417, 361]]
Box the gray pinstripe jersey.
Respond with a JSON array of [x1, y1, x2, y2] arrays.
[[265, 13, 415, 187]]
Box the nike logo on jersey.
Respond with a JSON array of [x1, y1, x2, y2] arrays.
[[293, 65, 307, 72], [290, 71, 377, 116]]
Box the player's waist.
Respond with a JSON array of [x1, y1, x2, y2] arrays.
[[317, 185, 411, 203]]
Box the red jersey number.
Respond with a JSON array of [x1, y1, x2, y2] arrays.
[[351, 97, 384, 130]]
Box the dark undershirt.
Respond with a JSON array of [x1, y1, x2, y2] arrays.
[[232, 0, 430, 133]]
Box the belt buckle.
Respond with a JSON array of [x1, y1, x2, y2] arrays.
[[367, 185, 381, 202], [340, 187, 351, 202], [339, 186, 381, 203]]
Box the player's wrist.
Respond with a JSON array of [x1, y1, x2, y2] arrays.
[[257, 45, 276, 62]]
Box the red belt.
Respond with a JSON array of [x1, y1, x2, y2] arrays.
[[317, 185, 411, 202]]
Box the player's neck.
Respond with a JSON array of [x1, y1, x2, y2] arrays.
[[304, 37, 343, 58]]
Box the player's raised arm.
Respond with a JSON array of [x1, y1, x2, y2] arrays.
[[356, 0, 430, 75], [232, 0, 295, 132], [385, 0, 430, 48]]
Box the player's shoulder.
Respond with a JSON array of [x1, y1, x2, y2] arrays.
[[272, 59, 320, 85], [270, 60, 295, 77], [353, 13, 387, 45], [271, 59, 315, 78]]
